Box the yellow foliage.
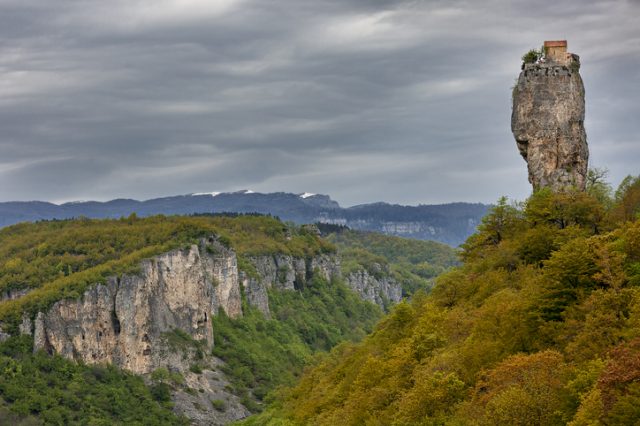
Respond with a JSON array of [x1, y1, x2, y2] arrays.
[[569, 387, 605, 426]]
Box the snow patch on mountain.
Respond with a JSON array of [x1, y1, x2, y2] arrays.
[[192, 192, 221, 197]]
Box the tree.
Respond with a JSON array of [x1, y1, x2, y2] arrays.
[[467, 351, 571, 425], [586, 168, 612, 207]]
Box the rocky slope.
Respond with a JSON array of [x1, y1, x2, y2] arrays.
[[242, 253, 341, 317], [512, 42, 588, 191]]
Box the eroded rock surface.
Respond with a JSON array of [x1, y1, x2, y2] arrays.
[[345, 263, 402, 308], [241, 254, 341, 317], [32, 238, 241, 374], [511, 48, 588, 191], [172, 364, 251, 425]]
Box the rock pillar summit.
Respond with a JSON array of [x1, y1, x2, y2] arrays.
[[511, 40, 589, 191]]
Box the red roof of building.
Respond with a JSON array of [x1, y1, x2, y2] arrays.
[[544, 40, 567, 48]]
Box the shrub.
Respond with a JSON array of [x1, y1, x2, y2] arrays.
[[211, 399, 226, 412], [522, 47, 543, 64]]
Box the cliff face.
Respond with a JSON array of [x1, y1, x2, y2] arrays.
[[511, 50, 588, 191], [23, 243, 350, 370], [24, 244, 391, 369], [345, 265, 402, 307], [31, 238, 241, 374], [241, 254, 341, 317]]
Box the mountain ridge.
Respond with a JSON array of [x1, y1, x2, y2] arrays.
[[0, 191, 490, 246]]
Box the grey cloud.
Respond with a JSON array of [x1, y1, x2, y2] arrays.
[[0, 0, 638, 206]]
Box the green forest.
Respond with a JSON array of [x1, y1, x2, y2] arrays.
[[211, 275, 382, 413], [0, 213, 461, 424], [211, 228, 459, 412], [327, 229, 459, 297], [0, 335, 187, 425], [241, 175, 640, 425]]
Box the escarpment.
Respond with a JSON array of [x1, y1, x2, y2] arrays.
[[14, 239, 346, 424], [5, 228, 406, 425], [512, 40, 589, 191], [345, 263, 402, 307], [29, 238, 241, 374], [22, 241, 394, 372], [20, 240, 354, 371], [241, 253, 342, 317]]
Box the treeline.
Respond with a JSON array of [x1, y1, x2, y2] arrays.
[[241, 174, 640, 425]]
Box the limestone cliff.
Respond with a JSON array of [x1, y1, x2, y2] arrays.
[[345, 263, 402, 308], [14, 239, 347, 424], [20, 239, 345, 375], [30, 238, 241, 373], [241, 254, 341, 317], [24, 238, 249, 424], [511, 41, 588, 191]]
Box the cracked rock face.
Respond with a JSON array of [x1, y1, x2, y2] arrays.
[[345, 265, 402, 308], [32, 239, 241, 374], [28, 240, 346, 376], [511, 53, 589, 191], [241, 253, 341, 317]]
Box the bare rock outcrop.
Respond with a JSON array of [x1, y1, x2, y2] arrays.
[[345, 263, 402, 308], [1, 288, 30, 303], [0, 326, 10, 342], [511, 40, 588, 191], [172, 364, 251, 424], [32, 238, 241, 374], [241, 253, 341, 317]]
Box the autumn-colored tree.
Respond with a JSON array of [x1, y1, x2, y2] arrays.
[[611, 175, 640, 223], [232, 187, 640, 426], [465, 351, 571, 425]]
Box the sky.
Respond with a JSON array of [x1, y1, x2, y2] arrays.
[[1, 0, 638, 207]]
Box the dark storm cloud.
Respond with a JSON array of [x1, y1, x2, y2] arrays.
[[1, 0, 638, 205]]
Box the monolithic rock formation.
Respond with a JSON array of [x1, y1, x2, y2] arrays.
[[512, 40, 589, 191]]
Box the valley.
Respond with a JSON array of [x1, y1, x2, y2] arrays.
[[0, 215, 458, 424]]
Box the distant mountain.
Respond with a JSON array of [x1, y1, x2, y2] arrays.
[[0, 191, 490, 246]]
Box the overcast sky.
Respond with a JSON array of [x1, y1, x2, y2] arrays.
[[1, 0, 638, 206]]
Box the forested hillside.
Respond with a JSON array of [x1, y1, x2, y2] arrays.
[[0, 213, 461, 424], [243, 175, 640, 425], [326, 229, 459, 297]]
